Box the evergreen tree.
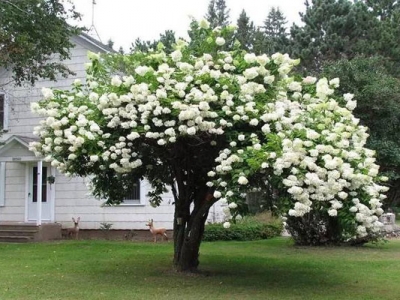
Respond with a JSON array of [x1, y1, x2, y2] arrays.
[[205, 0, 230, 28], [235, 9, 255, 51], [158, 30, 176, 54], [205, 0, 217, 28], [290, 0, 376, 74], [106, 39, 115, 50], [130, 38, 152, 53], [263, 7, 289, 54], [130, 30, 176, 54], [252, 28, 267, 55]]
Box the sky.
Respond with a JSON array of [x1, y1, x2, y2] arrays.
[[70, 0, 306, 51]]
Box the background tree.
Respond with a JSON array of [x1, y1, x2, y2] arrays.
[[106, 39, 115, 50], [263, 7, 290, 54], [322, 56, 400, 208], [235, 9, 255, 51], [252, 28, 267, 55], [130, 30, 176, 54], [0, 0, 82, 86], [205, 0, 230, 28], [290, 0, 375, 74]]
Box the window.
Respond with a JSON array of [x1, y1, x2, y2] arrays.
[[122, 180, 142, 205], [32, 167, 47, 203], [0, 162, 5, 207], [0, 93, 8, 131]]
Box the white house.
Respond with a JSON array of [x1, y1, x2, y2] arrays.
[[0, 34, 225, 232]]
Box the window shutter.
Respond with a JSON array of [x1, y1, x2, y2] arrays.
[[0, 162, 5, 206]]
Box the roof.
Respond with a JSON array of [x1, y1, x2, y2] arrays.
[[76, 32, 117, 53], [0, 135, 40, 162], [0, 135, 38, 148]]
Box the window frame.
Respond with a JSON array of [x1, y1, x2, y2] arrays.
[[120, 179, 145, 206], [0, 92, 9, 131]]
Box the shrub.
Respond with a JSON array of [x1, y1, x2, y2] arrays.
[[203, 212, 283, 241]]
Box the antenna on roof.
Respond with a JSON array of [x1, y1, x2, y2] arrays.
[[87, 0, 102, 42]]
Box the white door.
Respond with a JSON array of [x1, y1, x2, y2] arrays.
[[27, 165, 53, 222]]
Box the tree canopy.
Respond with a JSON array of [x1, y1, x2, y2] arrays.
[[0, 0, 82, 86]]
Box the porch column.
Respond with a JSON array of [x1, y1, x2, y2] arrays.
[[36, 160, 42, 226]]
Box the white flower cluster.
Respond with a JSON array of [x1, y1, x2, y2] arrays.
[[30, 20, 387, 239]]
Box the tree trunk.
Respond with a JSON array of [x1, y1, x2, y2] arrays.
[[173, 193, 214, 272]]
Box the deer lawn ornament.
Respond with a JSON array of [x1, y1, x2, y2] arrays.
[[146, 219, 168, 242]]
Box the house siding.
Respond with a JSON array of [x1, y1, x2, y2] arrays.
[[0, 163, 25, 222]]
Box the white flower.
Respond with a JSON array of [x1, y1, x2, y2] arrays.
[[90, 155, 99, 162], [343, 93, 354, 101], [41, 88, 54, 99], [207, 171, 216, 177], [264, 75, 275, 84], [244, 53, 257, 64], [87, 51, 100, 61], [216, 37, 225, 46], [256, 54, 270, 66], [199, 19, 210, 29], [349, 206, 358, 213], [157, 139, 166, 146], [249, 119, 259, 126], [213, 191, 222, 198], [68, 154, 77, 160], [328, 209, 338, 217], [380, 176, 389, 182], [111, 76, 122, 87], [135, 66, 150, 76], [238, 176, 249, 185], [223, 222, 231, 229], [329, 78, 340, 87], [288, 81, 302, 92], [73, 79, 82, 86], [187, 127, 197, 135], [89, 92, 99, 102], [253, 144, 261, 150], [171, 50, 183, 62], [303, 76, 317, 85], [346, 100, 357, 111], [261, 124, 271, 133], [243, 67, 259, 80], [228, 202, 238, 209]]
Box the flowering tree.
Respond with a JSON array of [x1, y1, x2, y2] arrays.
[[30, 19, 388, 271]]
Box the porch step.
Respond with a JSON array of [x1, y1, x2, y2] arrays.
[[0, 229, 38, 237], [0, 223, 62, 242], [0, 224, 39, 243], [0, 236, 32, 243], [0, 224, 39, 231]]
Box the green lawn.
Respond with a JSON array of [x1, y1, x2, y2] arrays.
[[0, 238, 399, 300]]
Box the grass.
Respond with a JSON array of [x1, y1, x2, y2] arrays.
[[0, 238, 400, 300]]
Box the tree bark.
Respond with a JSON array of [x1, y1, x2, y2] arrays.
[[173, 190, 215, 272]]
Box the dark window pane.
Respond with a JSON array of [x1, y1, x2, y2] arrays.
[[124, 180, 140, 202], [0, 94, 4, 128], [32, 167, 47, 203]]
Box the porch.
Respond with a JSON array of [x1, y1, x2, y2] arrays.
[[0, 135, 56, 230], [0, 222, 62, 243]]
